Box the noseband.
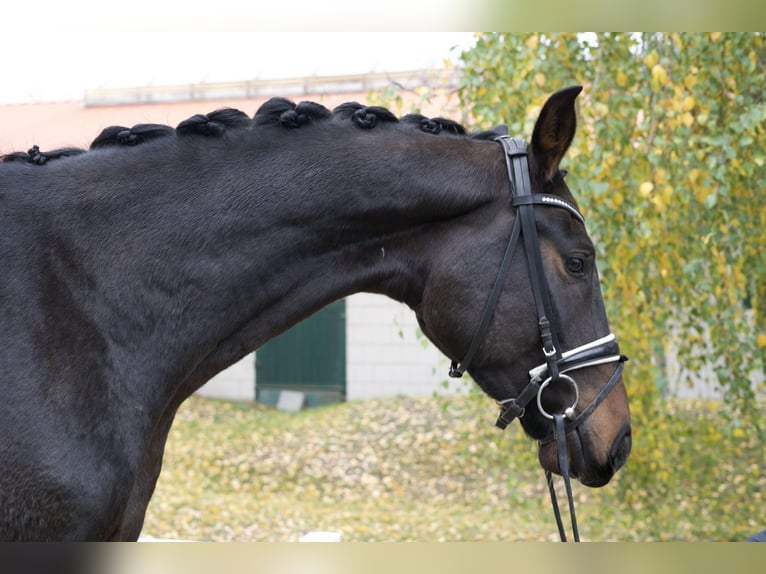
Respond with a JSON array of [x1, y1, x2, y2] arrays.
[[448, 136, 628, 541]]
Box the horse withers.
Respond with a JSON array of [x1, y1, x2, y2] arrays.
[[0, 86, 630, 540]]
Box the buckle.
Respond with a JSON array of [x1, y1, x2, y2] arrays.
[[543, 345, 557, 358], [495, 400, 524, 429]]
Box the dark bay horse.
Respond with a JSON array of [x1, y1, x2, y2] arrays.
[[0, 87, 631, 540]]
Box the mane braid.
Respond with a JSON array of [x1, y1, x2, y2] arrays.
[[400, 114, 466, 136], [90, 123, 174, 149], [332, 102, 398, 130], [1, 145, 86, 165], [176, 108, 252, 137], [2, 98, 477, 169], [253, 98, 331, 129]]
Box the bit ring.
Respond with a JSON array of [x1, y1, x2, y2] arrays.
[[536, 374, 579, 420]]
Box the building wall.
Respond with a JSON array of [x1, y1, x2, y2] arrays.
[[198, 353, 257, 401], [345, 293, 457, 400]]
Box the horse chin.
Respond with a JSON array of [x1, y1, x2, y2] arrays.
[[536, 423, 632, 488]]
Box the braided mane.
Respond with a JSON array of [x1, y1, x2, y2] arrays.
[[176, 108, 252, 137], [90, 124, 175, 150], [1, 145, 86, 165], [1, 98, 483, 167]]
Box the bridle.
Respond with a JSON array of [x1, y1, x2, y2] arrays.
[[447, 136, 628, 542]]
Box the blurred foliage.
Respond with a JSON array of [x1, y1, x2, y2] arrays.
[[143, 396, 764, 541], [457, 33, 765, 432]]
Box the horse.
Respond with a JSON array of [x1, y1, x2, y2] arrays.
[[0, 86, 631, 541]]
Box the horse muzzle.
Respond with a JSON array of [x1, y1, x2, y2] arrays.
[[500, 334, 631, 487], [538, 420, 632, 487]]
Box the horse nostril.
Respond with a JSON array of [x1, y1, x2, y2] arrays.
[[609, 426, 632, 471]]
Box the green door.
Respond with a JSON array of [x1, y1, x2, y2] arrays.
[[255, 300, 346, 408]]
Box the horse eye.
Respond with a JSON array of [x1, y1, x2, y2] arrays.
[[566, 257, 585, 276]]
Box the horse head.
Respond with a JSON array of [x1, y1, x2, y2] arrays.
[[416, 87, 631, 487]]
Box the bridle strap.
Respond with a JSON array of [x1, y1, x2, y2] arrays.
[[508, 144, 563, 380], [449, 136, 576, 379], [449, 214, 522, 378], [547, 413, 580, 542], [495, 379, 539, 430]]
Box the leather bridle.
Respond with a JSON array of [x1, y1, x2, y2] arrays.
[[448, 136, 628, 541]]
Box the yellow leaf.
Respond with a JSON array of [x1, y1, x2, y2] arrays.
[[534, 72, 546, 88], [617, 71, 628, 87], [710, 32, 722, 41], [662, 185, 674, 204], [525, 34, 539, 50], [757, 333, 766, 348], [643, 50, 659, 68], [688, 168, 701, 184], [695, 186, 711, 204], [639, 181, 654, 197], [683, 95, 695, 111], [651, 64, 668, 86]]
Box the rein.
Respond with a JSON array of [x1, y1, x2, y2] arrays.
[[448, 136, 627, 542]]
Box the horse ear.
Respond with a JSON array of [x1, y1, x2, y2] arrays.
[[530, 86, 582, 182]]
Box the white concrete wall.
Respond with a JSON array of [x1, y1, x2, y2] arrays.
[[197, 353, 256, 401], [345, 293, 461, 400], [196, 293, 466, 402], [664, 313, 764, 399]]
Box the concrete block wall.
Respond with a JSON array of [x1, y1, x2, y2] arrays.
[[197, 352, 256, 401], [345, 293, 457, 400]]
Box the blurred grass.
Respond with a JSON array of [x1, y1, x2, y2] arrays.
[[141, 394, 764, 542]]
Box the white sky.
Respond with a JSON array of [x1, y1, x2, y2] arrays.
[[1, 26, 476, 104]]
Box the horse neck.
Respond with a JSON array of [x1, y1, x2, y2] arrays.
[[62, 128, 505, 391]]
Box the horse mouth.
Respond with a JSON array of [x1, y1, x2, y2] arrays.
[[538, 424, 632, 488]]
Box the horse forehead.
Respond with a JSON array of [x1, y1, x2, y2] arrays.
[[535, 204, 586, 239]]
